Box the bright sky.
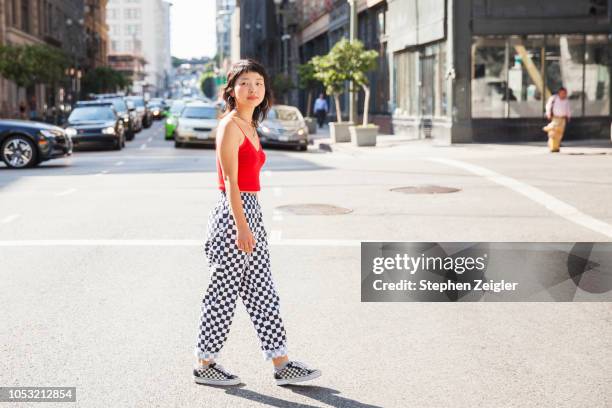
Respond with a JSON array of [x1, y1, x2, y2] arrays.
[[170, 0, 216, 59]]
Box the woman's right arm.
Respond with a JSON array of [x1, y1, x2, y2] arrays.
[[217, 120, 256, 253]]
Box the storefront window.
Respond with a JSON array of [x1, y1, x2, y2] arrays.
[[394, 50, 418, 116], [507, 35, 545, 118], [546, 34, 585, 117], [472, 36, 507, 117], [472, 34, 611, 118], [584, 34, 610, 116]]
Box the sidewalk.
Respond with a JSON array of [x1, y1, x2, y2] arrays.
[[308, 123, 612, 155]]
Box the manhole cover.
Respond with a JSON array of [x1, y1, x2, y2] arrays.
[[391, 185, 461, 194], [276, 204, 353, 215]]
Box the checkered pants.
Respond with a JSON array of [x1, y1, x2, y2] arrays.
[[195, 191, 288, 361]]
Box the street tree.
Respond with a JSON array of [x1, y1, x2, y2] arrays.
[[296, 61, 319, 117], [311, 43, 351, 123]]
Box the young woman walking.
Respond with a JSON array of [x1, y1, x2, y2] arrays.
[[193, 59, 321, 386]]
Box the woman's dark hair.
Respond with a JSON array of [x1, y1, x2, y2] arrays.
[[221, 59, 273, 127]]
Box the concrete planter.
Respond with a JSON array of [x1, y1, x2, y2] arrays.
[[329, 122, 353, 143], [349, 125, 379, 146], [304, 117, 317, 134]]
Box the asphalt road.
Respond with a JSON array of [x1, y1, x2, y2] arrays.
[[1, 121, 610, 407]]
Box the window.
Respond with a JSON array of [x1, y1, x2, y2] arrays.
[[125, 8, 140, 19], [507, 35, 545, 118], [471, 34, 611, 118], [546, 34, 585, 117], [107, 8, 117, 19], [394, 50, 418, 116], [472, 36, 507, 117], [111, 40, 119, 52], [584, 34, 610, 116], [21, 0, 30, 33], [125, 24, 141, 36]]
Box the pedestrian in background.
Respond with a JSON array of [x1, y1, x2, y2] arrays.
[[313, 93, 328, 128], [543, 87, 570, 153], [193, 59, 321, 387], [18, 101, 27, 120]]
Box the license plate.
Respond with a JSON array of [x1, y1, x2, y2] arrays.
[[278, 136, 289, 142], [196, 132, 210, 139]]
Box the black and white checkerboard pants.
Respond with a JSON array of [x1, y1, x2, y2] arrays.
[[195, 191, 288, 361]]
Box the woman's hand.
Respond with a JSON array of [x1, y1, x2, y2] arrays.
[[236, 224, 256, 253]]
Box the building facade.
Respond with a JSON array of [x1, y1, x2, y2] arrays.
[[106, 0, 172, 96], [1, 0, 87, 118], [389, 0, 611, 144], [216, 0, 236, 73], [298, 0, 391, 130], [84, 0, 109, 70]]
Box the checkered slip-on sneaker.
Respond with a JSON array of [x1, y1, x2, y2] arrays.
[[193, 363, 241, 386], [274, 361, 321, 385]]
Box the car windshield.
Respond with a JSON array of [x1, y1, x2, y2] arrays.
[[181, 106, 217, 119], [69, 107, 115, 122], [109, 98, 127, 112], [128, 98, 145, 107], [149, 103, 162, 109], [268, 108, 299, 121], [170, 102, 185, 114]]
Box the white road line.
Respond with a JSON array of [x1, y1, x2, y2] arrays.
[[429, 157, 612, 239], [147, 137, 153, 142], [0, 239, 361, 247], [55, 188, 77, 197], [1, 214, 20, 224], [263, 170, 273, 177], [94, 170, 109, 176], [272, 209, 283, 222], [270, 230, 282, 241], [273, 187, 282, 197], [140, 144, 147, 150], [115, 161, 124, 166]]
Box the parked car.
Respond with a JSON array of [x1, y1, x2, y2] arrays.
[[0, 119, 72, 168], [257, 105, 309, 151], [126, 95, 152, 128], [92, 95, 137, 140], [164, 99, 186, 140], [174, 101, 220, 148], [64, 101, 125, 151]]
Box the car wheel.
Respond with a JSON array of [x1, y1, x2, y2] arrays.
[[126, 130, 135, 141], [296, 145, 307, 151], [1, 135, 39, 168], [113, 137, 122, 150], [174, 140, 182, 148], [121, 135, 126, 148]]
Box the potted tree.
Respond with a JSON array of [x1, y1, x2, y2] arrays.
[[345, 40, 379, 146], [312, 40, 353, 143], [297, 62, 319, 134]]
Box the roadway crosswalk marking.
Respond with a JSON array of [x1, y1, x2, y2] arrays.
[[0, 239, 361, 247], [430, 157, 612, 239]]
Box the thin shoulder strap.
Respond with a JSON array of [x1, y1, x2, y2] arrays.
[[230, 117, 248, 138]]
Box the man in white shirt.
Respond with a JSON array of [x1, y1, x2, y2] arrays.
[[313, 94, 329, 128], [543, 87, 570, 152]]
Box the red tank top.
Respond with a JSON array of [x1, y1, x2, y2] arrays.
[[217, 119, 266, 191]]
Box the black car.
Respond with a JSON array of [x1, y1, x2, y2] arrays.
[[65, 102, 126, 151], [0, 119, 72, 168], [92, 95, 137, 140]]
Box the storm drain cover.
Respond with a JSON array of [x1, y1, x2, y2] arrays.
[[276, 204, 353, 215], [391, 185, 461, 194]]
